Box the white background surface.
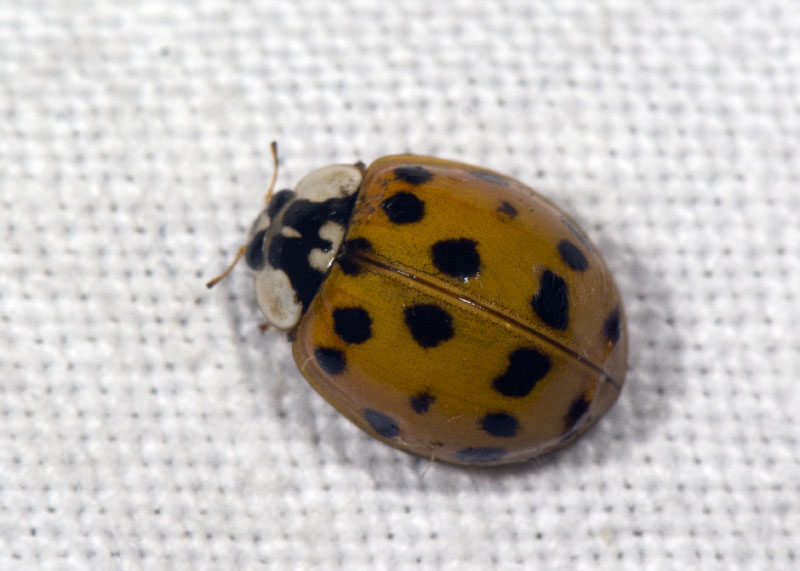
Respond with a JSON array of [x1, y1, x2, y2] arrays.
[[1, 1, 798, 569]]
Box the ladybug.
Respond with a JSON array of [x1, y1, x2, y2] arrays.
[[210, 143, 627, 466]]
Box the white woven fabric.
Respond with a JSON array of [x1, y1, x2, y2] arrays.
[[1, 1, 798, 569]]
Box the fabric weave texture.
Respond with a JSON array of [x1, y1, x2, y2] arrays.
[[1, 1, 798, 569]]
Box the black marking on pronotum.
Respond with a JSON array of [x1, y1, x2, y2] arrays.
[[267, 193, 358, 311], [394, 166, 432, 185], [431, 238, 481, 279], [266, 189, 295, 219], [364, 409, 400, 438], [531, 270, 569, 330], [245, 229, 268, 270]]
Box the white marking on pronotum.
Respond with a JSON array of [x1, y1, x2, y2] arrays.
[[251, 163, 363, 329], [254, 267, 302, 329], [319, 220, 345, 244], [308, 221, 346, 273], [293, 164, 363, 202], [281, 226, 302, 238]]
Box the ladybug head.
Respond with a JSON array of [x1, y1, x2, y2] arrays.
[[245, 164, 363, 330]]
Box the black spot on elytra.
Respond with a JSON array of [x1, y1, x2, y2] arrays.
[[338, 237, 373, 275], [564, 394, 591, 433], [332, 307, 372, 344], [604, 307, 621, 343], [266, 189, 295, 219], [314, 347, 346, 375], [338, 257, 361, 275], [493, 348, 551, 397], [364, 409, 399, 438], [410, 391, 435, 414], [498, 200, 518, 218], [531, 270, 569, 330], [431, 238, 480, 279], [394, 165, 432, 185], [558, 240, 589, 272], [404, 304, 454, 348], [471, 170, 509, 186], [268, 193, 358, 311], [381, 192, 425, 224], [244, 229, 267, 270], [480, 412, 519, 437], [455, 447, 507, 464]]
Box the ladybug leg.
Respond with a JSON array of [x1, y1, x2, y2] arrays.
[[420, 456, 435, 478], [206, 244, 246, 288], [264, 141, 279, 203]]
